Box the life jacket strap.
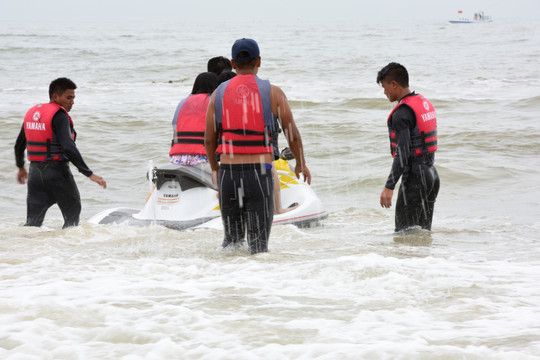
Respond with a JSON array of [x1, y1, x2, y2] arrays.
[[173, 138, 205, 145], [175, 131, 205, 137], [410, 130, 437, 150], [222, 129, 267, 136], [26, 139, 65, 158], [219, 139, 269, 147], [172, 131, 206, 146]]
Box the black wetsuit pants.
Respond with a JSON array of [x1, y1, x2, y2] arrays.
[[26, 161, 81, 228], [218, 163, 274, 254], [395, 158, 440, 232]]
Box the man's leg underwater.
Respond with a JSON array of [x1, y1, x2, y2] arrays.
[[395, 162, 438, 232], [218, 167, 246, 248], [245, 167, 274, 254], [419, 165, 440, 231], [394, 164, 424, 232], [54, 165, 81, 229], [25, 162, 54, 227]]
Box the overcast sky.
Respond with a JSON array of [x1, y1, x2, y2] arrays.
[[2, 0, 539, 25]]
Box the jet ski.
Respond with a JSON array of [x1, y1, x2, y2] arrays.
[[88, 155, 328, 230]]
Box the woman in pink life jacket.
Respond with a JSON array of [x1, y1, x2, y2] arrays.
[[169, 72, 218, 170]]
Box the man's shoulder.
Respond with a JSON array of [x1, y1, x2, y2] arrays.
[[270, 84, 286, 96], [51, 109, 71, 129], [52, 109, 70, 120], [396, 102, 415, 113], [392, 104, 416, 128]]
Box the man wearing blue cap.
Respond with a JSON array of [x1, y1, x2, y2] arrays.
[[205, 38, 311, 254]]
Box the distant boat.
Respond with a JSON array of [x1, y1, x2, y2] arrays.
[[449, 10, 493, 24]]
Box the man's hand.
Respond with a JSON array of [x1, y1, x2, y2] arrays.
[[294, 164, 311, 185], [380, 187, 394, 208], [16, 167, 28, 184], [90, 174, 107, 189]]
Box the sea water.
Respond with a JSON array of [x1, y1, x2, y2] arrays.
[[1, 20, 540, 359]]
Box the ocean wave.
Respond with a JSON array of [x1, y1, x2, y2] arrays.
[[0, 33, 57, 38], [289, 97, 387, 110], [510, 95, 540, 108]]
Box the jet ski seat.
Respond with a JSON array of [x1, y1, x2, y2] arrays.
[[150, 163, 215, 192]]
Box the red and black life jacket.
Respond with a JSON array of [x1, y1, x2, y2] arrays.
[[169, 93, 210, 156], [387, 93, 437, 157], [213, 74, 277, 155], [23, 103, 75, 162]]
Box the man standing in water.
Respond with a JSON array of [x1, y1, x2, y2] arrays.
[[376, 62, 440, 231], [205, 38, 311, 254], [14, 77, 106, 228]]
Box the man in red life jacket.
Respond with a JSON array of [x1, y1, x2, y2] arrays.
[[376, 63, 440, 232], [211, 67, 295, 215], [205, 38, 311, 254], [14, 77, 106, 228]]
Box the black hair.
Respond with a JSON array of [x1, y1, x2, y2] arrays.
[[49, 77, 77, 100], [234, 52, 259, 70], [217, 70, 237, 85], [376, 62, 409, 87], [207, 56, 232, 77], [191, 72, 218, 94]]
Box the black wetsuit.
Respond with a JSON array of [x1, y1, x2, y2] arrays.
[[386, 95, 440, 231], [218, 163, 274, 254], [14, 110, 93, 228]]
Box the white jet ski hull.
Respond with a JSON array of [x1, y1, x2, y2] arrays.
[[88, 159, 328, 230]]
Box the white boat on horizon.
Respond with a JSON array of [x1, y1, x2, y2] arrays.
[[449, 10, 493, 24]]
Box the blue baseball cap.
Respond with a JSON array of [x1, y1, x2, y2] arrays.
[[231, 38, 260, 61]]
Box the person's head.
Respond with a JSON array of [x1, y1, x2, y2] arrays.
[[231, 38, 261, 72], [49, 77, 77, 112], [376, 62, 409, 102], [217, 70, 237, 85], [191, 72, 218, 95], [207, 56, 232, 77]]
